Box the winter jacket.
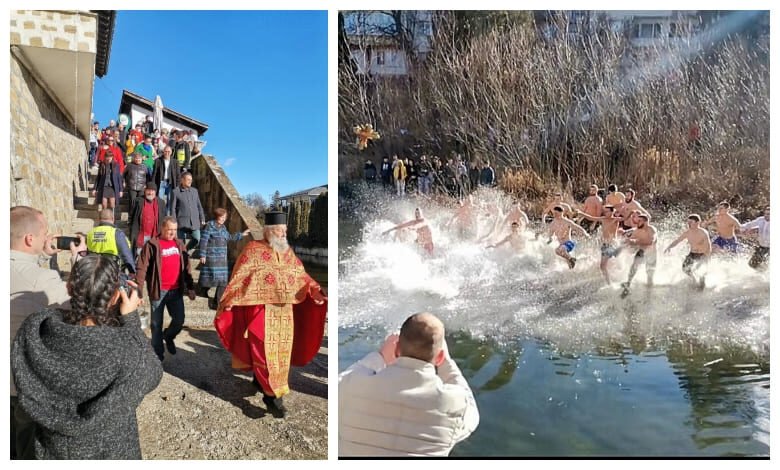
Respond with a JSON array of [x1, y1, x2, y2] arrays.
[[130, 197, 166, 249], [135, 237, 194, 301], [339, 353, 480, 457], [152, 157, 181, 190], [124, 162, 148, 192], [170, 186, 205, 231], [11, 309, 162, 459]]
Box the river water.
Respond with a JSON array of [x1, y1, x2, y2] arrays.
[[337, 186, 770, 457]]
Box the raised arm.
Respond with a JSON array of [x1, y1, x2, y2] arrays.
[[665, 231, 685, 253], [567, 218, 590, 238]]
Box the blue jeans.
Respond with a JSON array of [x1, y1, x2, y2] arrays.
[[150, 289, 185, 358], [177, 228, 201, 255], [159, 180, 171, 215]]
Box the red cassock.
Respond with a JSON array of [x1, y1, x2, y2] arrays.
[[213, 240, 327, 397]]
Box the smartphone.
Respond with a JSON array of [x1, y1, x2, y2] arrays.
[[55, 236, 79, 250]]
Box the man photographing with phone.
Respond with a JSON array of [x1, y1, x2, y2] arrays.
[[10, 206, 86, 459]]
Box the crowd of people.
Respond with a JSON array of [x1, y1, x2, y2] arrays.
[[10, 116, 328, 459], [382, 180, 770, 299], [364, 154, 497, 198]]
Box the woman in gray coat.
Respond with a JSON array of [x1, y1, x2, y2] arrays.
[[11, 255, 162, 459]]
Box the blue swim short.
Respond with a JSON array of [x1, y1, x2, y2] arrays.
[[712, 236, 738, 253], [561, 240, 576, 253]]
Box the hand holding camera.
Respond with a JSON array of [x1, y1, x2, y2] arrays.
[[118, 279, 143, 315]]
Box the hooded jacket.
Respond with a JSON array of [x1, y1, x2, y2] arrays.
[[11, 309, 163, 459]]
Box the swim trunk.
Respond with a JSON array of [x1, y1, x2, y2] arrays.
[[601, 242, 621, 258], [561, 240, 576, 253], [579, 218, 600, 235], [712, 236, 739, 253], [683, 252, 707, 272], [619, 221, 632, 231]]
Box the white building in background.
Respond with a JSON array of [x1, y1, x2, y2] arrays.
[[118, 89, 208, 137], [344, 10, 433, 76]]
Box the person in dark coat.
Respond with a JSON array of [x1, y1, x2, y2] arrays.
[[11, 255, 162, 459], [124, 151, 148, 216], [198, 208, 251, 309], [170, 172, 205, 255], [152, 146, 181, 215], [479, 160, 496, 187], [130, 182, 166, 258], [364, 160, 377, 182], [92, 158, 123, 216]]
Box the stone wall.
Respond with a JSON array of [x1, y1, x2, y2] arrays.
[[10, 10, 97, 53], [190, 155, 263, 266], [10, 55, 88, 237]]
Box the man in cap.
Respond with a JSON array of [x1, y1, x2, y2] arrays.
[[214, 211, 327, 418], [130, 182, 166, 258]]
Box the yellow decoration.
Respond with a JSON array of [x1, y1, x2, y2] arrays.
[[354, 124, 380, 150]]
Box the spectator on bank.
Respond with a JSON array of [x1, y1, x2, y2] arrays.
[[11, 254, 162, 459], [456, 156, 468, 198], [170, 172, 205, 255], [364, 160, 377, 182], [405, 158, 417, 194], [380, 157, 392, 188], [469, 161, 480, 192], [392, 155, 407, 197], [479, 160, 496, 187], [198, 208, 251, 310], [418, 155, 433, 195], [339, 312, 480, 456]]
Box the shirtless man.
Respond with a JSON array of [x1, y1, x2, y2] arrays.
[[542, 192, 574, 223], [546, 206, 590, 269], [577, 205, 623, 284], [617, 189, 645, 230], [383, 207, 434, 255], [702, 201, 741, 254], [483, 200, 529, 242], [487, 222, 525, 252], [621, 212, 657, 297], [447, 195, 477, 239], [579, 184, 603, 235], [605, 184, 626, 208], [665, 214, 712, 289]]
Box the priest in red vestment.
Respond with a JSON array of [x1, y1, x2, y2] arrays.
[[214, 211, 327, 417]]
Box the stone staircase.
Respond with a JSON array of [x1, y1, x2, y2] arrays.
[[63, 165, 217, 327]]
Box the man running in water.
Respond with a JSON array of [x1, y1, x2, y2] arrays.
[[487, 222, 525, 253], [740, 205, 770, 270], [579, 184, 603, 235], [542, 192, 574, 223], [665, 214, 712, 290], [605, 184, 626, 208], [621, 212, 657, 297], [703, 201, 741, 254], [383, 207, 434, 255], [447, 195, 477, 240], [577, 205, 623, 284], [483, 200, 530, 243], [546, 206, 590, 269], [617, 189, 645, 230]]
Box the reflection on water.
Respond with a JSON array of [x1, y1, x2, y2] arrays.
[[338, 187, 769, 457]]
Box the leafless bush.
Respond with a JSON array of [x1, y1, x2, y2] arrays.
[[339, 11, 769, 207]]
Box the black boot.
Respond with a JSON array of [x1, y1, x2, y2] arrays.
[[262, 394, 287, 418]]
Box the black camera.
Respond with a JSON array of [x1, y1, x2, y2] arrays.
[[55, 236, 80, 251]]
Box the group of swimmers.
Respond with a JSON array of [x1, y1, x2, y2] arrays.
[[382, 184, 770, 297]]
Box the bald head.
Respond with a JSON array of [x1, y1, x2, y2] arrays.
[[98, 208, 115, 223], [398, 313, 445, 363]]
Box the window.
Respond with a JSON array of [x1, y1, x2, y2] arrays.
[[637, 22, 662, 38], [375, 51, 385, 65]]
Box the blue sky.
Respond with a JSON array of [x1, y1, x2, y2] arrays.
[[91, 10, 327, 202]]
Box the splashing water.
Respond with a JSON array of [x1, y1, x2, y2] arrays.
[[339, 188, 769, 354]]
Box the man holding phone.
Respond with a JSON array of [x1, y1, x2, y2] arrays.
[[10, 206, 86, 459]]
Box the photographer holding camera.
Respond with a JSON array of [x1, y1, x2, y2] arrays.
[[10, 206, 87, 459], [11, 254, 163, 459]]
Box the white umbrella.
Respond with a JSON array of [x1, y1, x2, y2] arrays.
[[153, 95, 164, 133]]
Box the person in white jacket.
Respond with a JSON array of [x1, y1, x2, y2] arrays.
[[740, 206, 770, 269], [339, 312, 480, 457]]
